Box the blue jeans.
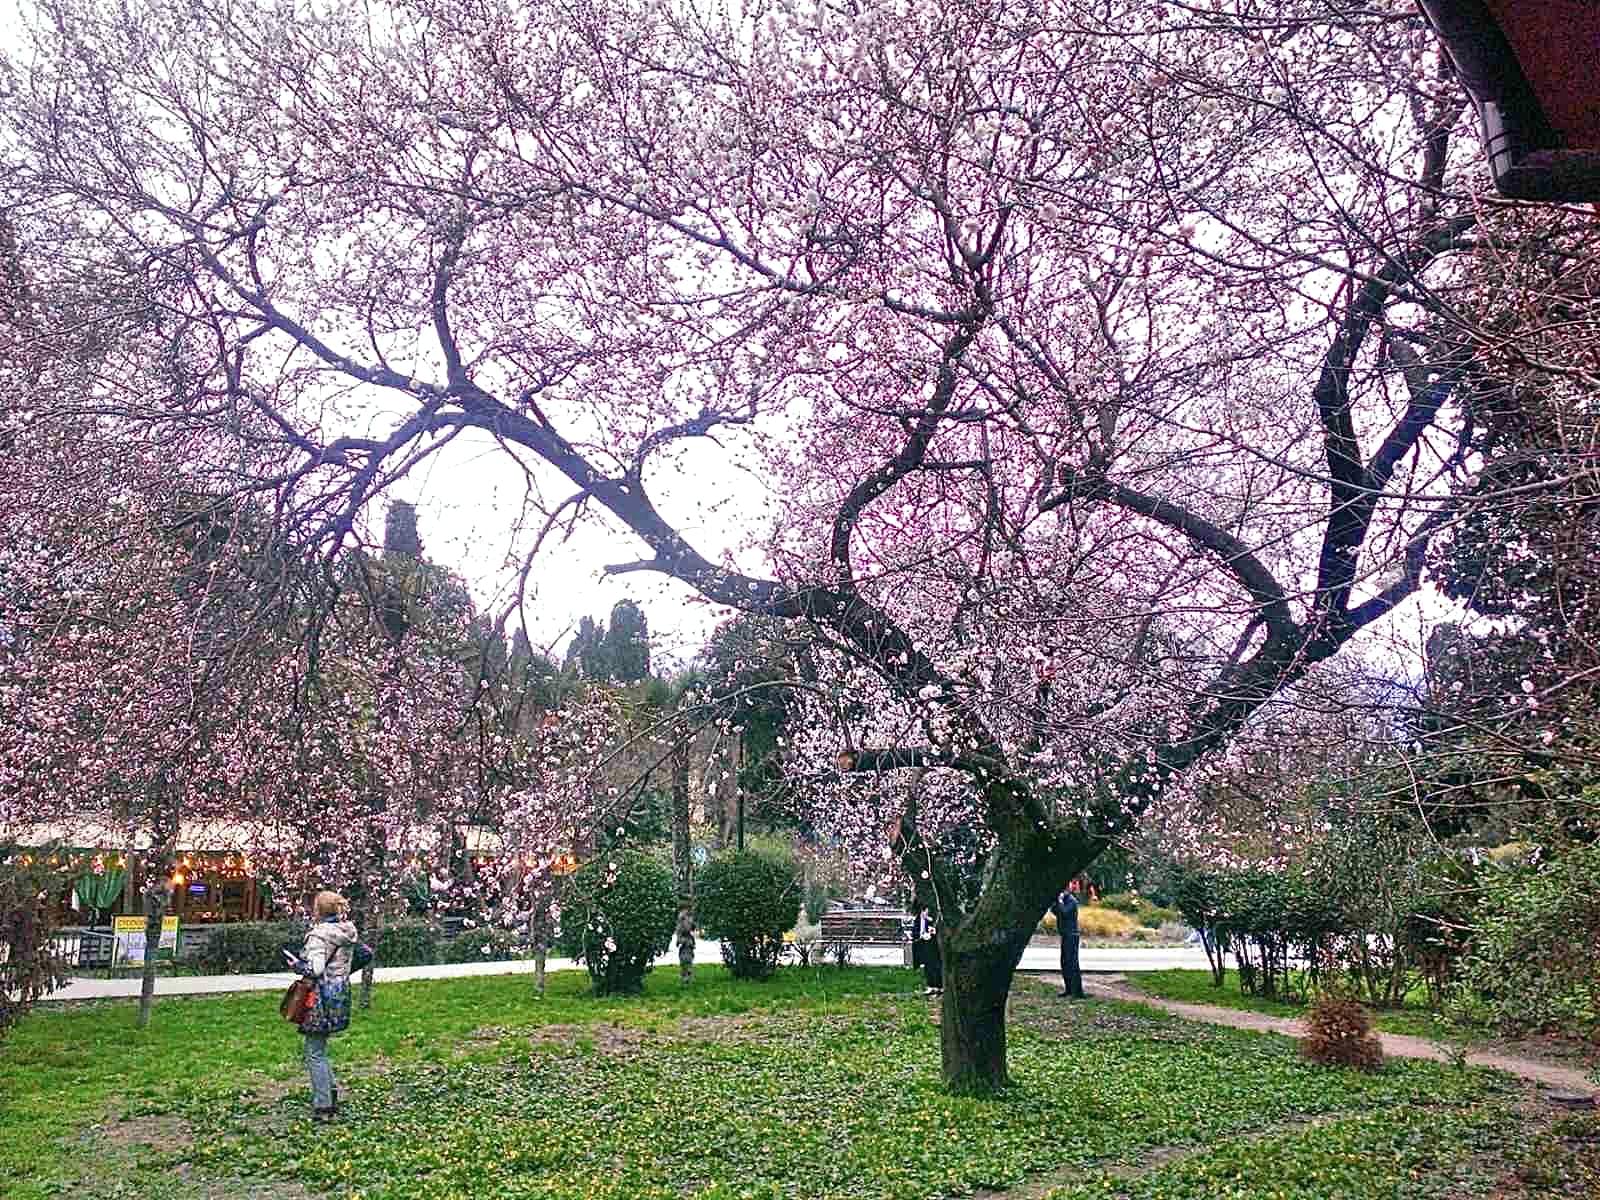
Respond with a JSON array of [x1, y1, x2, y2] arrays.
[[303, 1033, 335, 1110]]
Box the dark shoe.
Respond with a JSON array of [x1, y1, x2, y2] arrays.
[[313, 1107, 337, 1123]]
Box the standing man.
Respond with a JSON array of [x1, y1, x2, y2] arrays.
[[912, 901, 942, 995], [1051, 884, 1085, 999]]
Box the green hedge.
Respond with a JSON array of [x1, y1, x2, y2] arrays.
[[176, 919, 525, 973], [373, 920, 442, 967], [439, 925, 519, 963], [193, 920, 308, 974]]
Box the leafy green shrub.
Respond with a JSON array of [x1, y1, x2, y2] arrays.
[[1455, 841, 1600, 1038], [194, 920, 308, 974], [373, 920, 441, 967], [1159, 862, 1231, 985], [0, 859, 70, 1041], [1139, 905, 1179, 928], [556, 849, 676, 995], [1398, 854, 1480, 1006], [1094, 891, 1179, 929], [696, 849, 802, 980], [440, 925, 519, 963], [1217, 870, 1345, 1002]]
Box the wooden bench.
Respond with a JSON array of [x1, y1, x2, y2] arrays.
[[817, 909, 911, 965]]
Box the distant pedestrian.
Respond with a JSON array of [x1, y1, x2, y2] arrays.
[[1051, 886, 1084, 999], [912, 901, 942, 995], [288, 891, 359, 1121]]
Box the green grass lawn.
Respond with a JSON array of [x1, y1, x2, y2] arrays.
[[1124, 969, 1451, 1039], [1, 965, 1581, 1200]]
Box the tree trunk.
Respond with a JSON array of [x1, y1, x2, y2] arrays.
[[670, 736, 694, 985], [534, 943, 547, 997], [136, 872, 169, 1030], [932, 824, 1092, 1094], [938, 933, 1022, 1094]]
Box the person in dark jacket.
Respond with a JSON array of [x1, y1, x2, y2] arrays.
[[912, 902, 942, 994], [1051, 886, 1085, 998]]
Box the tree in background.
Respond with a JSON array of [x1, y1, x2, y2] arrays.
[[566, 601, 652, 684]]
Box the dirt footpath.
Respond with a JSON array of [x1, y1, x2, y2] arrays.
[[1077, 975, 1598, 1097]]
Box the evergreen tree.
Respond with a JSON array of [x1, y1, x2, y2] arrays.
[[602, 600, 650, 683]]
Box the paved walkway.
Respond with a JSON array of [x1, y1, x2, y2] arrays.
[[42, 942, 1216, 1003], [1084, 976, 1599, 1098]]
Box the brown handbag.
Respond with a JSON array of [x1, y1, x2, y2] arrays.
[[280, 977, 317, 1024]]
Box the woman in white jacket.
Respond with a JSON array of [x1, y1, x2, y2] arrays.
[[292, 891, 359, 1122]]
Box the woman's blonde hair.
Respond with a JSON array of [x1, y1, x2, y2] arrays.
[[312, 890, 349, 918]]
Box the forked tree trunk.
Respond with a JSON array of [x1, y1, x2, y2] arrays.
[[931, 823, 1096, 1093]]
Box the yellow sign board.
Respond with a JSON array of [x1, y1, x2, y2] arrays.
[[112, 916, 179, 964]]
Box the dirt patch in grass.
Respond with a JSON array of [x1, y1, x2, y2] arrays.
[[92, 1113, 193, 1150], [524, 1021, 648, 1054], [668, 1011, 802, 1044], [1006, 976, 1187, 1041]]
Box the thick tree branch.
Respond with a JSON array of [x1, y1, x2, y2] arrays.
[[1040, 466, 1295, 638]]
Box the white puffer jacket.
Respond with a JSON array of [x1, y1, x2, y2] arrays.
[[302, 918, 359, 984]]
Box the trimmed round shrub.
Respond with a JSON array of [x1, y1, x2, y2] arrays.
[[695, 849, 802, 980], [194, 920, 308, 974], [373, 920, 441, 967], [555, 849, 676, 995], [440, 925, 519, 963]]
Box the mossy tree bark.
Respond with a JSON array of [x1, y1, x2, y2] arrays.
[[930, 819, 1097, 1093]]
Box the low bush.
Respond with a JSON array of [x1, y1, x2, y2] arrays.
[[0, 859, 70, 1041], [1099, 892, 1144, 915], [373, 920, 442, 968], [1301, 995, 1384, 1070], [1097, 891, 1184, 930], [1077, 906, 1140, 938], [193, 920, 308, 974], [1455, 839, 1600, 1038], [440, 925, 519, 963], [696, 849, 802, 980], [555, 848, 676, 995]]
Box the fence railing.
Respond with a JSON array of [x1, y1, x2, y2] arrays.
[[48, 925, 219, 977], [48, 927, 117, 969]]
